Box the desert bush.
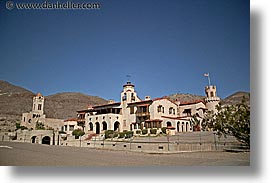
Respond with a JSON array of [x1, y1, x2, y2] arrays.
[[142, 129, 148, 135], [150, 128, 157, 134], [161, 127, 167, 134], [105, 130, 114, 139]]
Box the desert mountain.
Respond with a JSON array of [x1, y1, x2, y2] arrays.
[[44, 92, 107, 119], [166, 93, 205, 103], [0, 80, 107, 132], [0, 80, 250, 132], [221, 91, 250, 106]]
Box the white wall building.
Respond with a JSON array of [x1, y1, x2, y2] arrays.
[[21, 93, 64, 131], [77, 81, 220, 136]]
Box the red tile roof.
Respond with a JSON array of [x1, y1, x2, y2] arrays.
[[152, 97, 178, 105], [161, 116, 190, 120], [145, 119, 163, 122], [64, 118, 78, 122], [36, 92, 43, 97], [180, 100, 205, 105], [128, 100, 152, 106]]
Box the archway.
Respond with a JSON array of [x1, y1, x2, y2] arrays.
[[102, 121, 107, 131], [42, 136, 51, 145], [95, 122, 100, 134], [31, 136, 37, 143], [89, 122, 93, 131], [166, 121, 172, 127], [186, 122, 189, 132], [114, 121, 120, 132]]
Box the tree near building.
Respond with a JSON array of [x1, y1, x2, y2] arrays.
[[35, 122, 45, 130], [190, 115, 201, 131], [72, 128, 85, 138], [201, 98, 250, 147]]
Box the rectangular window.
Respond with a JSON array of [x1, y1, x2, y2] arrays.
[[64, 125, 67, 131], [130, 107, 134, 114], [69, 125, 74, 131], [38, 104, 42, 110]]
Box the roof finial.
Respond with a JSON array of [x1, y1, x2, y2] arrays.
[[126, 74, 131, 84]]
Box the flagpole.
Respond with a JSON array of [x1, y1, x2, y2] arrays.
[[208, 73, 211, 86]]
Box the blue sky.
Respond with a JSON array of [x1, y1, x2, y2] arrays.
[[0, 0, 249, 101]]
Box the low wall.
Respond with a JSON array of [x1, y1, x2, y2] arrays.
[[61, 138, 240, 153]]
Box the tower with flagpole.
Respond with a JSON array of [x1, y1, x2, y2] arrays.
[[204, 73, 220, 113]]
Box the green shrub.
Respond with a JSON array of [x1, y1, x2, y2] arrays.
[[105, 130, 114, 139], [125, 131, 134, 138], [16, 122, 28, 130], [20, 126, 28, 130], [161, 127, 167, 134], [72, 129, 85, 137], [16, 122, 21, 130], [136, 130, 141, 134], [113, 132, 118, 138], [35, 122, 45, 130], [118, 132, 125, 138], [142, 129, 148, 135], [150, 128, 157, 134]]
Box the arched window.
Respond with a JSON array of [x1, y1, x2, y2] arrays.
[[102, 121, 107, 130], [210, 91, 214, 97], [122, 93, 127, 101], [89, 122, 93, 131], [95, 122, 100, 134], [114, 121, 120, 132]]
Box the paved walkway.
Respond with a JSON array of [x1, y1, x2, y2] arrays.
[[0, 141, 249, 166]]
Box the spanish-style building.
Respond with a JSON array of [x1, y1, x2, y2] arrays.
[[76, 81, 220, 136], [21, 93, 63, 131], [18, 81, 220, 145]]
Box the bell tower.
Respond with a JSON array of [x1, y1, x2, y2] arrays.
[[120, 81, 139, 104], [204, 85, 220, 113], [32, 92, 44, 115]]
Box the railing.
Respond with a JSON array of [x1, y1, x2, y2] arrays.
[[77, 119, 85, 123], [136, 112, 150, 117]]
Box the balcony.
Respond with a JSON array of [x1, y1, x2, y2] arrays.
[[136, 112, 150, 117]]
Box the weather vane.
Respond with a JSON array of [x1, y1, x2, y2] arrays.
[[126, 74, 131, 82]]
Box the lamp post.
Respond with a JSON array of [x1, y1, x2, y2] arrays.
[[213, 132, 217, 151], [167, 130, 170, 152]]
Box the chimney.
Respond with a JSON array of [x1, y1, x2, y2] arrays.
[[108, 99, 115, 104], [87, 105, 93, 110], [145, 96, 151, 100]]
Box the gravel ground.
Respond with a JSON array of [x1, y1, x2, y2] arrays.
[[0, 141, 249, 166]]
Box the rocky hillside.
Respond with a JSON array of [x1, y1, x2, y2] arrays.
[[166, 93, 205, 103], [0, 80, 107, 132], [221, 91, 250, 106], [0, 80, 250, 132], [44, 92, 107, 119], [167, 91, 250, 106]]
